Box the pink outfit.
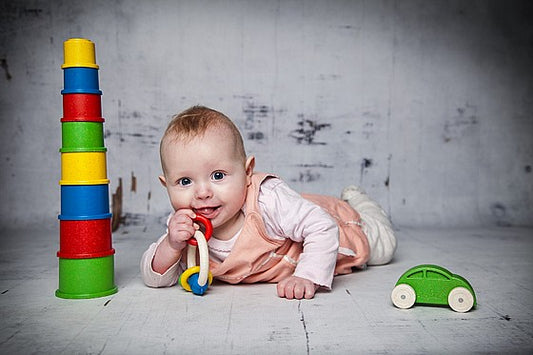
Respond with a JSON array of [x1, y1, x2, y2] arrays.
[[141, 173, 370, 289]]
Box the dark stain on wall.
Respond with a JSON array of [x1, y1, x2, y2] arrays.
[[362, 158, 373, 169], [289, 115, 331, 145], [243, 102, 269, 121], [247, 131, 265, 140], [290, 164, 333, 184], [291, 170, 321, 183], [22, 8, 43, 17], [242, 101, 273, 142], [490, 202, 511, 227], [1, 59, 12, 81], [361, 111, 381, 140], [362, 122, 374, 139], [525, 165, 531, 173], [119, 110, 142, 120], [385, 154, 392, 189], [104, 129, 112, 140], [443, 103, 479, 142], [105, 127, 159, 145], [295, 163, 334, 169], [317, 73, 341, 81], [359, 158, 373, 185], [121, 213, 146, 227]]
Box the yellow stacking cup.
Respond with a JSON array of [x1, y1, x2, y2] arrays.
[[62, 38, 99, 69], [60, 152, 109, 185]]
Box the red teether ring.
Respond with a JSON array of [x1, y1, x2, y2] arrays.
[[187, 214, 213, 246]]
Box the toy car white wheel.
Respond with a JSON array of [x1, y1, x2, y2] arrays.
[[391, 284, 416, 309], [448, 287, 474, 313]]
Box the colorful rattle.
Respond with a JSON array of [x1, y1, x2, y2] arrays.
[[178, 215, 213, 295]]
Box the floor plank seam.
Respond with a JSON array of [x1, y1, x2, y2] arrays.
[[298, 300, 310, 355]]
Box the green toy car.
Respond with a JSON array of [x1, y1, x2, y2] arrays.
[[391, 264, 476, 313]]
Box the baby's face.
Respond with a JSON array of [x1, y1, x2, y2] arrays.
[[160, 127, 253, 233]]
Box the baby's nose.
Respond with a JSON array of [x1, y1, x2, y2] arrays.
[[194, 182, 213, 199]]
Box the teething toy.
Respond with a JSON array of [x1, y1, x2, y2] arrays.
[[178, 215, 213, 295]]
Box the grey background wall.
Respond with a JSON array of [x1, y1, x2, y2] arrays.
[[1, 0, 532, 229]]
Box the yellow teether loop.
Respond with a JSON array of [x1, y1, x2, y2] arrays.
[[179, 266, 213, 292]]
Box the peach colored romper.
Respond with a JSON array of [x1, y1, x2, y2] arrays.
[[210, 173, 370, 284]]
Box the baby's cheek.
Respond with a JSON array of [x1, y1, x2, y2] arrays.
[[170, 194, 190, 210]]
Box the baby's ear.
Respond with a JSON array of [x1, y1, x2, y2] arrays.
[[158, 175, 167, 187], [245, 156, 255, 184]]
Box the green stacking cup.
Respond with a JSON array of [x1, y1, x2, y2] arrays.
[[61, 121, 106, 153], [56, 254, 118, 299]]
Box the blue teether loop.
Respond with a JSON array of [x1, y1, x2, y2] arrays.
[[188, 273, 209, 296]]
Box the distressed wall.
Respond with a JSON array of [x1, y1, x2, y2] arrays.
[[1, 0, 532, 229]]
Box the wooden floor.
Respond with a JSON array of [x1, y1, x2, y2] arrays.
[[1, 223, 532, 354]]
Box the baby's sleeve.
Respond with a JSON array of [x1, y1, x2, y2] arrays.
[[259, 178, 339, 289], [140, 232, 182, 288]]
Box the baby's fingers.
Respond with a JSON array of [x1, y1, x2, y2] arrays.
[[168, 210, 197, 245], [277, 276, 317, 300], [170, 209, 196, 225]]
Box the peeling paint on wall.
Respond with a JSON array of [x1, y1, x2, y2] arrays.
[[111, 178, 123, 232], [289, 116, 331, 145], [131, 171, 137, 193], [241, 100, 277, 143]]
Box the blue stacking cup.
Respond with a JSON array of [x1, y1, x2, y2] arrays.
[[61, 67, 102, 95], [59, 184, 111, 220]]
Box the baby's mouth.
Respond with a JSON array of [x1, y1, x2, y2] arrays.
[[193, 206, 220, 218]]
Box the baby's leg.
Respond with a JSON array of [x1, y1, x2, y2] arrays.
[[341, 186, 397, 265]]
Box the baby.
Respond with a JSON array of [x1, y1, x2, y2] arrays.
[[141, 106, 397, 299]]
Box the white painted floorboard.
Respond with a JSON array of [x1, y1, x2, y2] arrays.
[[1, 224, 532, 354]]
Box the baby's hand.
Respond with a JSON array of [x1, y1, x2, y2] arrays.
[[166, 209, 197, 251], [277, 276, 319, 300]]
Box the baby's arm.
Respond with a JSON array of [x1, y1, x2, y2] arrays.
[[152, 209, 196, 273], [259, 178, 339, 299], [140, 209, 196, 287]]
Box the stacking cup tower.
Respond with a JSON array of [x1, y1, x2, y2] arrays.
[[56, 38, 117, 299]]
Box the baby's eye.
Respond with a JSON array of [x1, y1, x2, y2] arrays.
[[211, 171, 226, 181], [178, 177, 192, 186]]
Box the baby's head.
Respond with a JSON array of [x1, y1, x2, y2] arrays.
[[160, 106, 246, 164], [159, 106, 254, 230]]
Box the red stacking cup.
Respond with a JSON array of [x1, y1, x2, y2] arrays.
[[61, 93, 104, 122], [58, 218, 115, 258]]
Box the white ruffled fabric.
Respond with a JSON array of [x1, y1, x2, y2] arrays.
[[341, 185, 397, 265]]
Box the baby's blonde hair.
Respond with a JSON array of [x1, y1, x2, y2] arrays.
[[160, 105, 247, 165]]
